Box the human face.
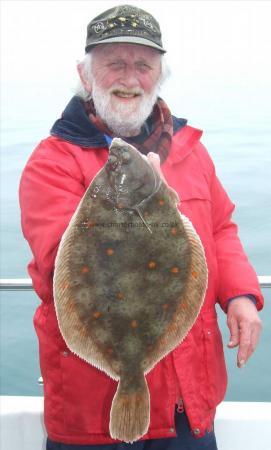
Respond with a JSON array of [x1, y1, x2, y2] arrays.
[[89, 43, 162, 136]]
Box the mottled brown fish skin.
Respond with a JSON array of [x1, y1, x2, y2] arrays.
[[54, 138, 207, 442], [65, 144, 191, 378]]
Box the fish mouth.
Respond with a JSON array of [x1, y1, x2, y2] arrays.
[[133, 182, 145, 193]]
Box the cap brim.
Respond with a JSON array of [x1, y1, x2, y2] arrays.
[[85, 35, 166, 53]]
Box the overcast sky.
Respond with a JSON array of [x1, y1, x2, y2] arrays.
[[2, 0, 271, 84], [1, 0, 271, 144]]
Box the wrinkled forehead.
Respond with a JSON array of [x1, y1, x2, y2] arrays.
[[91, 42, 162, 63]]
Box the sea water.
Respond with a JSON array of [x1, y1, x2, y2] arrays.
[[0, 82, 270, 400]]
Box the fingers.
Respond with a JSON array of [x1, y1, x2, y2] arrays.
[[238, 318, 262, 367], [228, 318, 262, 368], [237, 322, 251, 368], [244, 320, 262, 362], [226, 298, 262, 368], [147, 152, 160, 169], [227, 316, 240, 348]]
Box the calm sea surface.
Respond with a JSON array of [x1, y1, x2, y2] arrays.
[[1, 84, 271, 400]]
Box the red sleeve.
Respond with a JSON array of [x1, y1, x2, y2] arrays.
[[210, 169, 264, 312], [19, 144, 85, 303]]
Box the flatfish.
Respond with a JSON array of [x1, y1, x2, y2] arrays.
[[53, 138, 208, 443]]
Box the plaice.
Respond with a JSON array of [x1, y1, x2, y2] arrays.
[[53, 137, 208, 443]]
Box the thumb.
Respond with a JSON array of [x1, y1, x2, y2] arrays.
[[147, 153, 168, 185], [227, 316, 240, 348]]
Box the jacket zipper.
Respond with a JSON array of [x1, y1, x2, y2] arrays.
[[177, 398, 184, 414]]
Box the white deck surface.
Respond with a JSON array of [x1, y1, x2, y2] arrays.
[[1, 396, 271, 449]]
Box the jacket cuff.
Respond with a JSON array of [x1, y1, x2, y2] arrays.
[[226, 294, 257, 312], [218, 286, 264, 313]]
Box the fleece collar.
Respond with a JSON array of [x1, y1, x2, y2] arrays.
[[50, 96, 187, 148]]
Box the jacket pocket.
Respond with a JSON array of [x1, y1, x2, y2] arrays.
[[178, 184, 219, 301], [60, 350, 117, 434], [178, 182, 214, 242], [200, 312, 227, 410]]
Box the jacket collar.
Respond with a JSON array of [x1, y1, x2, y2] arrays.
[[51, 96, 107, 148], [166, 125, 203, 166], [50, 96, 188, 150]]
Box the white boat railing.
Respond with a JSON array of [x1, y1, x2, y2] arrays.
[[0, 276, 271, 290]]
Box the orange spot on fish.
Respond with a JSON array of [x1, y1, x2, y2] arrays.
[[116, 202, 124, 209], [181, 303, 187, 310], [81, 266, 89, 273], [162, 303, 169, 310], [144, 211, 149, 217], [130, 320, 138, 328], [106, 248, 114, 256], [148, 261, 156, 269], [93, 311, 102, 319], [106, 348, 113, 355], [192, 270, 198, 279], [170, 266, 180, 274], [117, 292, 124, 300], [61, 280, 70, 289], [171, 227, 177, 235], [158, 199, 165, 206], [86, 220, 96, 228]]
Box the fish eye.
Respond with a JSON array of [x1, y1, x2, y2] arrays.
[[109, 154, 117, 162], [122, 151, 131, 163], [106, 154, 119, 172], [108, 154, 117, 164]]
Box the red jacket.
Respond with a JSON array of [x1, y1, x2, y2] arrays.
[[19, 106, 263, 445]]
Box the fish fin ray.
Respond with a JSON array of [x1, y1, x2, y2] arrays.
[[109, 373, 150, 443]]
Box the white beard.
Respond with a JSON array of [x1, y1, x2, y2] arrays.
[[91, 81, 160, 137]]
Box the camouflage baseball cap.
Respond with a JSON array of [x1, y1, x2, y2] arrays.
[[85, 4, 166, 53]]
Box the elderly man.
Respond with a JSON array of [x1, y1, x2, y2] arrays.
[[19, 4, 263, 450]]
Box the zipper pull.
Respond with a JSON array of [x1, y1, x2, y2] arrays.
[[177, 398, 184, 414]]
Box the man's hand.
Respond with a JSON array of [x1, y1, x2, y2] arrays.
[[227, 297, 262, 368], [147, 152, 167, 183]]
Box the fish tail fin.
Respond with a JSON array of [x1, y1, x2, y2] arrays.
[[109, 373, 150, 443]]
